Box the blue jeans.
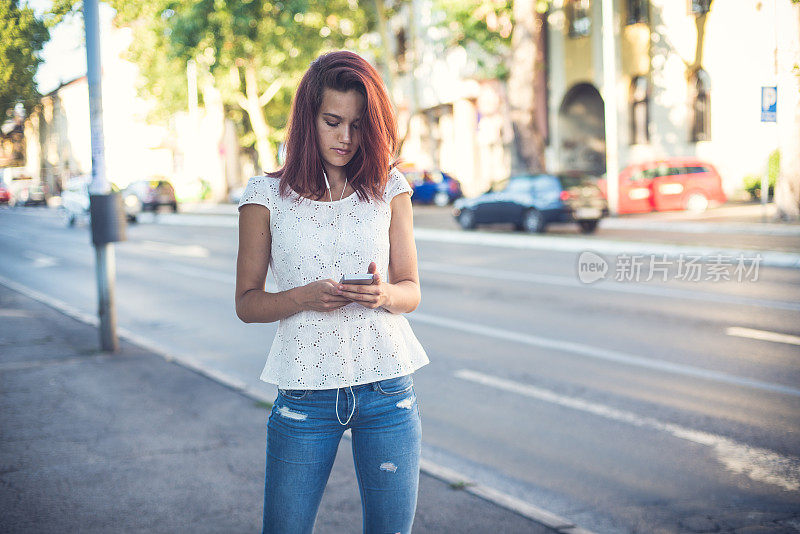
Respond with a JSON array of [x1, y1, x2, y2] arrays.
[[262, 374, 422, 534]]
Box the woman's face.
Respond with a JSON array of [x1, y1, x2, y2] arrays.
[[316, 88, 365, 173]]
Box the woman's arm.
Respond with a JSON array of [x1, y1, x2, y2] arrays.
[[337, 192, 421, 314], [235, 204, 350, 323], [384, 192, 421, 313]]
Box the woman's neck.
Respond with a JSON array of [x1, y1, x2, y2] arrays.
[[321, 164, 350, 201], [323, 164, 347, 188]]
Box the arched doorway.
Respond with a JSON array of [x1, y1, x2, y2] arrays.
[[558, 83, 606, 175]]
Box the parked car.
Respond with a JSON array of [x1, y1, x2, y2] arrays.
[[8, 176, 47, 206], [228, 185, 244, 204], [60, 176, 141, 226], [401, 168, 463, 206], [123, 179, 178, 212], [453, 174, 608, 233], [597, 158, 726, 214], [0, 182, 10, 205]]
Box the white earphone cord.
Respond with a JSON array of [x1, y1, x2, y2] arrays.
[[324, 169, 356, 426]]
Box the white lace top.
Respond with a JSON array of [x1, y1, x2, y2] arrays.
[[238, 168, 429, 389]]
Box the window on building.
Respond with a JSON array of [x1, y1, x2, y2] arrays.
[[626, 0, 649, 24], [690, 0, 711, 15], [630, 76, 649, 145], [690, 69, 711, 142], [567, 0, 592, 38]]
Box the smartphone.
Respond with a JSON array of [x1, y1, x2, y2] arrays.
[[340, 274, 375, 285]]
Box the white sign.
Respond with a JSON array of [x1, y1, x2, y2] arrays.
[[761, 86, 777, 122]]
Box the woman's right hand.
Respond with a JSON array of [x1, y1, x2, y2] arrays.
[[293, 279, 352, 312]]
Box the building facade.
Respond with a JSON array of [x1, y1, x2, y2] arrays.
[[546, 0, 798, 197]]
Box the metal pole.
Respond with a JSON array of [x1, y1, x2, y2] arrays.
[[601, 0, 620, 217], [84, 0, 118, 352], [764, 0, 779, 222]]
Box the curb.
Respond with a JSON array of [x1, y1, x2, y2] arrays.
[[599, 217, 800, 236], [0, 274, 596, 534]]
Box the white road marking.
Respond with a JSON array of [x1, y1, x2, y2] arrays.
[[409, 312, 800, 397], [163, 264, 233, 284], [419, 261, 800, 312], [135, 240, 210, 258], [144, 213, 237, 228], [726, 327, 800, 347], [160, 264, 280, 292], [413, 228, 800, 269], [455, 368, 800, 492], [22, 251, 60, 268]]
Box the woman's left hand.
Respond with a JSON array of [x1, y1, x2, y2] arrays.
[[337, 262, 390, 309]]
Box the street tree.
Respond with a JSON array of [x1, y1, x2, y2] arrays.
[[433, 0, 514, 80], [432, 0, 548, 175], [0, 0, 49, 120], [506, 0, 548, 174], [113, 0, 371, 173]]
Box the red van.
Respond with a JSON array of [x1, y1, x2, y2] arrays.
[[598, 158, 727, 214]]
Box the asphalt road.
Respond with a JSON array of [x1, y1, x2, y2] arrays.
[[1, 206, 799, 533]]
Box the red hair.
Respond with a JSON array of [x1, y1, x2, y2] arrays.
[[268, 51, 398, 202]]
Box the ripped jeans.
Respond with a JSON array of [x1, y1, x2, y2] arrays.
[[262, 374, 421, 534]]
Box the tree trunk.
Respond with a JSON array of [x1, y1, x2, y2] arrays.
[[507, 0, 547, 174], [243, 63, 277, 173], [373, 0, 397, 102], [774, 1, 800, 221], [199, 79, 227, 202]]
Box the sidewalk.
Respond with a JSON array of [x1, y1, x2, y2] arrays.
[[0, 283, 557, 534], [180, 200, 799, 229]]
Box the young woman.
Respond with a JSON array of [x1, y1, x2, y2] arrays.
[[235, 51, 429, 534]]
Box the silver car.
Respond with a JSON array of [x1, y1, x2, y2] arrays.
[[60, 176, 141, 227]]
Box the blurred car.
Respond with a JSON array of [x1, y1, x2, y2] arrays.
[[228, 185, 244, 204], [597, 158, 726, 214], [9, 176, 47, 206], [60, 176, 141, 226], [124, 179, 178, 212], [453, 174, 608, 233], [0, 182, 10, 205], [402, 168, 463, 206]]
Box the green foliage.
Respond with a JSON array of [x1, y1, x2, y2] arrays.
[[743, 149, 779, 200], [109, 0, 189, 123], [44, 0, 81, 27], [110, 0, 372, 150], [0, 0, 49, 117], [432, 0, 513, 80]]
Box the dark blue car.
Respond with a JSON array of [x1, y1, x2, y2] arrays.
[[452, 174, 608, 233], [403, 169, 463, 206]]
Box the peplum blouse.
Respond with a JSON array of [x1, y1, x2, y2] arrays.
[[237, 168, 429, 389]]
